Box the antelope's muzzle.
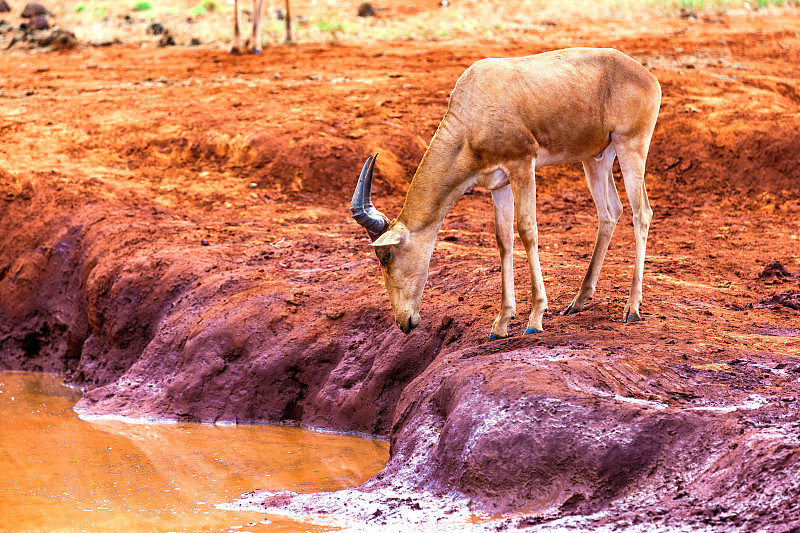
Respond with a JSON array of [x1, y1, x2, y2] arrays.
[[397, 314, 420, 334]]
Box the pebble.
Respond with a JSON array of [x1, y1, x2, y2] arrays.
[[357, 2, 375, 17]]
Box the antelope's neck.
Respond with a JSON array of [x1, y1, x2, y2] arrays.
[[396, 126, 472, 240]]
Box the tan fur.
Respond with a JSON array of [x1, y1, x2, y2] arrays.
[[231, 0, 265, 54], [368, 48, 661, 336]]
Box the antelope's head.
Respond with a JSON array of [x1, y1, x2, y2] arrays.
[[351, 154, 428, 334]]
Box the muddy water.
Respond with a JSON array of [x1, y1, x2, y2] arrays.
[[0, 372, 389, 533]]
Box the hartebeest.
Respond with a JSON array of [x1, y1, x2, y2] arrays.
[[351, 48, 660, 339]]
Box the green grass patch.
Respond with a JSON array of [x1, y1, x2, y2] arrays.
[[191, 1, 218, 17], [314, 18, 358, 40], [132, 1, 153, 12]]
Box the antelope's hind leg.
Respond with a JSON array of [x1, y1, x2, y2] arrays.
[[244, 0, 265, 52], [489, 185, 516, 340], [613, 134, 654, 323], [563, 144, 622, 316]]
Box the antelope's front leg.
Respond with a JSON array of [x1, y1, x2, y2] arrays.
[[489, 185, 515, 340], [230, 0, 244, 53], [510, 160, 548, 334]]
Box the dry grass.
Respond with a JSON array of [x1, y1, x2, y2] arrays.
[[1, 0, 798, 48]]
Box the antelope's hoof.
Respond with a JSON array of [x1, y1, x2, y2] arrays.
[[625, 313, 641, 323], [229, 47, 242, 54], [524, 327, 542, 335], [251, 48, 262, 54], [568, 307, 580, 315], [489, 333, 505, 341]]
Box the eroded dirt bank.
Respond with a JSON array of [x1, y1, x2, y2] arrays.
[[1, 13, 799, 530]]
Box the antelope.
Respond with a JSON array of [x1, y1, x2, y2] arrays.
[[351, 48, 660, 340]]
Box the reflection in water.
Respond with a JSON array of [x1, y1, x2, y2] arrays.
[[0, 372, 389, 533]]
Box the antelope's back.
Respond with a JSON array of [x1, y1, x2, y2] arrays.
[[449, 48, 660, 164]]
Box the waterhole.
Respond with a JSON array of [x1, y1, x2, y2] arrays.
[[0, 372, 389, 533]]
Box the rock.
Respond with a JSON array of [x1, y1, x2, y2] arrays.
[[20, 1, 48, 17], [0, 0, 11, 14], [189, 37, 200, 46], [758, 258, 792, 283], [147, 22, 165, 35], [20, 13, 47, 30], [157, 31, 174, 47], [40, 27, 76, 49], [325, 309, 344, 320], [357, 2, 375, 17]]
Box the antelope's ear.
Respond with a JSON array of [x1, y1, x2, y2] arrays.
[[370, 222, 408, 247]]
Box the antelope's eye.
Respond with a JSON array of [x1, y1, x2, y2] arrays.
[[379, 250, 392, 265]]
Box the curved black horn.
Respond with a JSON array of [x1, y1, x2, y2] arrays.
[[363, 152, 378, 211], [350, 153, 389, 241], [350, 155, 373, 215]]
